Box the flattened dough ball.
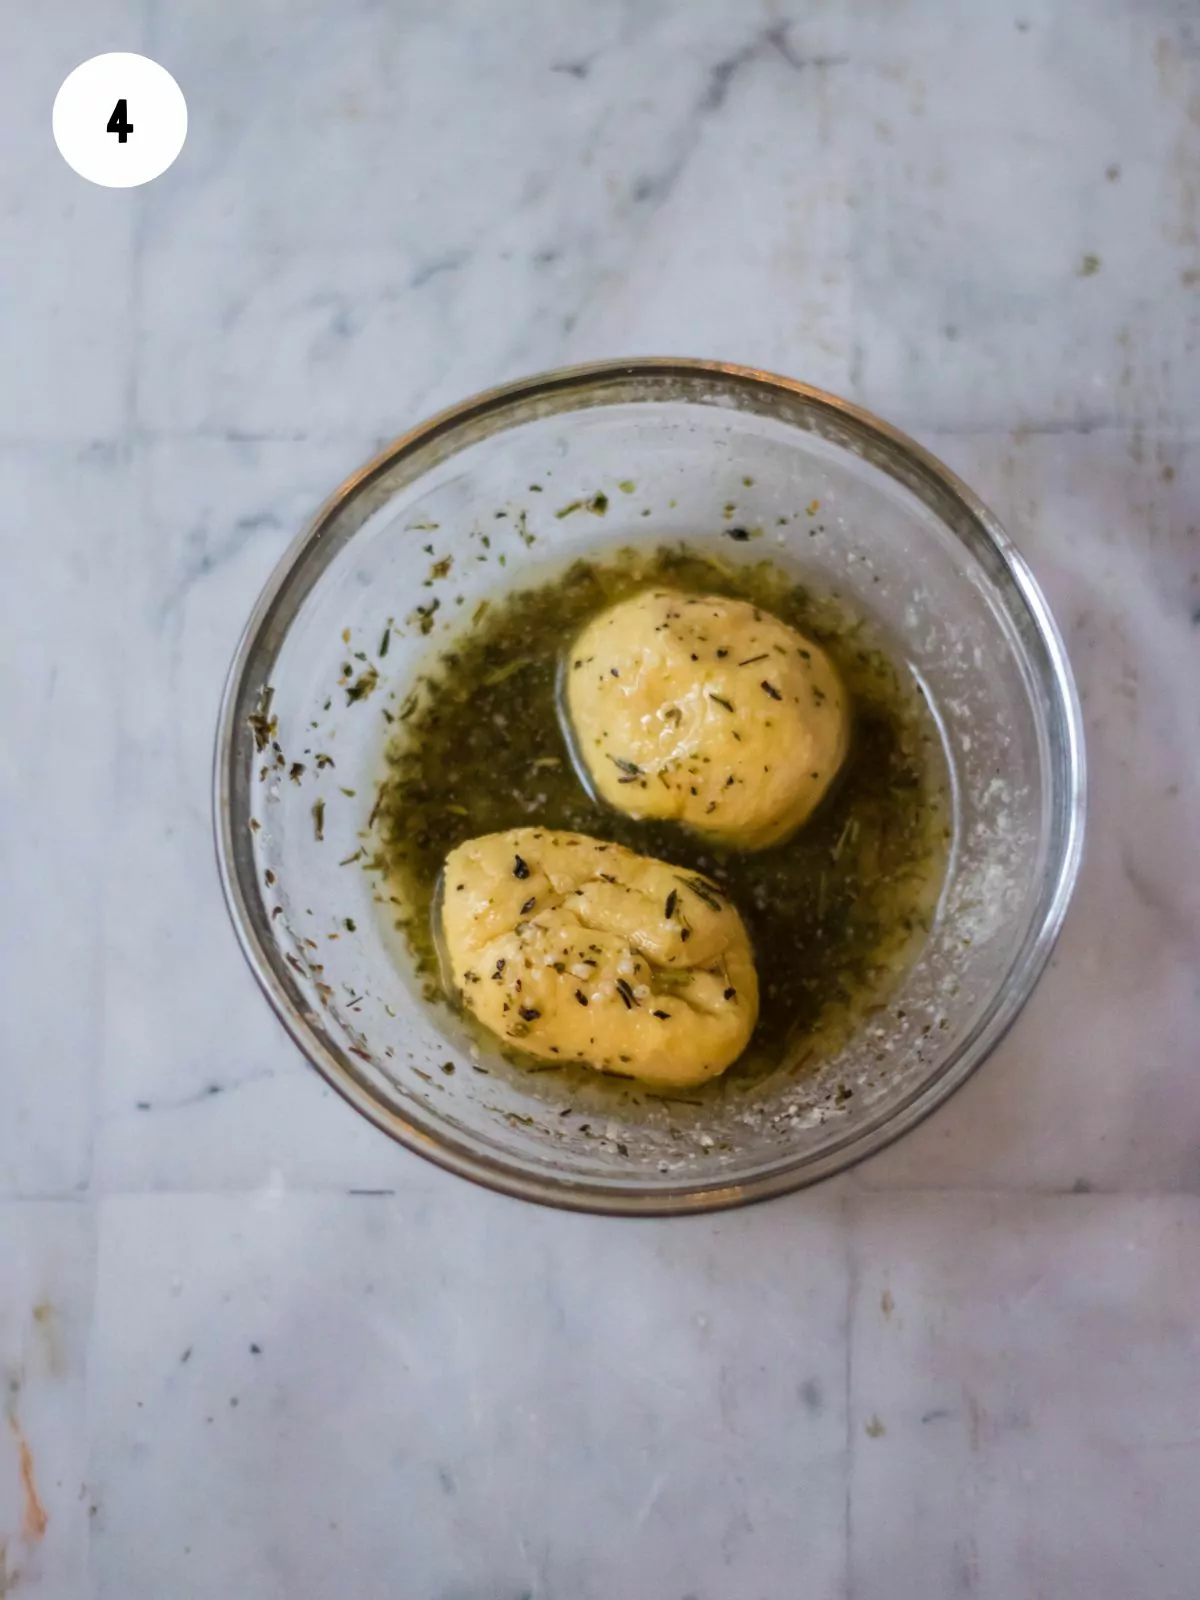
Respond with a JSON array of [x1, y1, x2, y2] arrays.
[[564, 589, 851, 850], [439, 828, 758, 1088]]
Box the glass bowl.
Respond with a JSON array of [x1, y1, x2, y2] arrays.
[[214, 359, 1085, 1214]]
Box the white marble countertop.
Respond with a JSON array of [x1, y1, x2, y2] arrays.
[[4, 2, 1200, 1596]]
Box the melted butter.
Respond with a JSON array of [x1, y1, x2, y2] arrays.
[[372, 544, 950, 1097]]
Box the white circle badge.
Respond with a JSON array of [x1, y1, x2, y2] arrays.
[[53, 53, 187, 188]]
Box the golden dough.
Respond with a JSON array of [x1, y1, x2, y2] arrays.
[[564, 589, 850, 850], [439, 828, 758, 1087]]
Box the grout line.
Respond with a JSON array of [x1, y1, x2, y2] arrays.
[[842, 1187, 856, 1600], [121, 33, 153, 447], [848, 1183, 1200, 1200], [5, 418, 1200, 453], [87, 0, 159, 1217], [4, 1182, 1191, 1202], [81, 1187, 103, 1600]]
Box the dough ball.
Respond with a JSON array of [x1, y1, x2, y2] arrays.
[[439, 828, 758, 1088], [563, 589, 851, 850]]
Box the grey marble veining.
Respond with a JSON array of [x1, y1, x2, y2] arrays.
[[86, 1190, 851, 1600], [848, 1194, 1200, 1600], [2, 1, 1199, 1595]]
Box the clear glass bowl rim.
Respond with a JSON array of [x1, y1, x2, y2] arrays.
[[213, 357, 1087, 1215]]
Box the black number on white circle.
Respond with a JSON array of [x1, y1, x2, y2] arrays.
[[106, 98, 133, 143]]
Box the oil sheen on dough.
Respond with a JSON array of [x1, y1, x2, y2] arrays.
[[439, 828, 758, 1087], [564, 589, 850, 850]]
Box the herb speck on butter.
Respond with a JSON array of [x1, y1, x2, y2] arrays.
[[371, 545, 949, 1094]]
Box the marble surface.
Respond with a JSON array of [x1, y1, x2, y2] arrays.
[[3, 1, 1199, 1594]]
